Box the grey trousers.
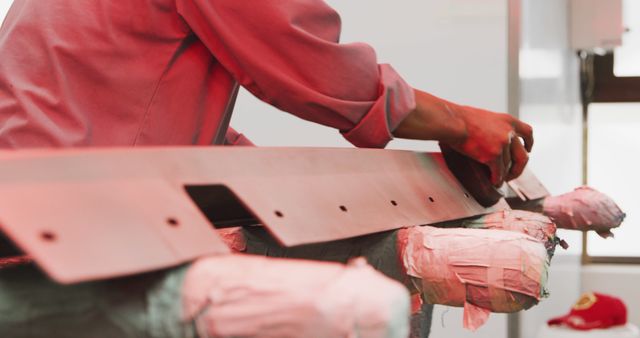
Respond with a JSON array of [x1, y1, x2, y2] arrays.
[[0, 264, 196, 338]]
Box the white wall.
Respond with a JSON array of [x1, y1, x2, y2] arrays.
[[518, 0, 584, 337], [430, 308, 509, 338], [518, 0, 584, 273], [0, 1, 12, 25], [615, 0, 640, 76], [586, 103, 640, 256], [519, 0, 583, 214]]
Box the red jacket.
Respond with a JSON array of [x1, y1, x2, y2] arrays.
[[0, 0, 415, 148]]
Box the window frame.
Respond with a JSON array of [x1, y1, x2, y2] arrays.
[[583, 52, 640, 264]]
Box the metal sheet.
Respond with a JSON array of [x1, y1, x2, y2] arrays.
[[0, 147, 507, 283], [506, 168, 551, 201]]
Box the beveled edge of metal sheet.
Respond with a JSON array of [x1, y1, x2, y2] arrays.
[[0, 147, 508, 283], [506, 168, 551, 201]]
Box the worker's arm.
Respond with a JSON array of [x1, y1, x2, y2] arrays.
[[177, 0, 413, 149], [176, 0, 532, 185]]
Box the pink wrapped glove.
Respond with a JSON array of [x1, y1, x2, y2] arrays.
[[462, 210, 566, 256], [398, 226, 549, 331], [182, 255, 410, 338], [542, 187, 626, 238]]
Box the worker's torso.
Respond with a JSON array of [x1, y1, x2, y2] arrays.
[[0, 0, 235, 148]]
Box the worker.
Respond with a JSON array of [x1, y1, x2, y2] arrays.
[[0, 1, 536, 337], [0, 0, 533, 187]]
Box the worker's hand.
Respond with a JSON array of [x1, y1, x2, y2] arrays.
[[446, 105, 533, 185], [394, 90, 533, 186], [461, 210, 565, 257], [542, 186, 626, 238]]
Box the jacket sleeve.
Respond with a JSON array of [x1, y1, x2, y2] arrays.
[[176, 0, 415, 148], [224, 126, 255, 146]]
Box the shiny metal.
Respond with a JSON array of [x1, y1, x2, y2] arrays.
[[0, 147, 507, 283], [506, 169, 551, 201]]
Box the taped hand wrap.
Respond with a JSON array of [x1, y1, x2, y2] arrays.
[[462, 210, 562, 257], [182, 255, 410, 338], [543, 186, 626, 238], [399, 226, 549, 331]]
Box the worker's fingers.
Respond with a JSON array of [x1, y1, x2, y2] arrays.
[[513, 120, 534, 152], [488, 155, 506, 188], [501, 135, 513, 185], [506, 137, 529, 181]]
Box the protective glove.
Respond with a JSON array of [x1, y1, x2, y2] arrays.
[[182, 255, 410, 338], [461, 210, 566, 257], [542, 186, 626, 238], [398, 226, 549, 331]]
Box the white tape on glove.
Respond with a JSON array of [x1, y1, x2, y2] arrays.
[[182, 255, 410, 338]]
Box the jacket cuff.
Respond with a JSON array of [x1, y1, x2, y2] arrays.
[[341, 64, 416, 148], [224, 127, 255, 146]]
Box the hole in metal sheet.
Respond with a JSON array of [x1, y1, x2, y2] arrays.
[[274, 210, 284, 218], [339, 205, 348, 212], [167, 218, 180, 227], [391, 200, 398, 206], [428, 197, 435, 203], [185, 184, 260, 228], [41, 231, 56, 242]]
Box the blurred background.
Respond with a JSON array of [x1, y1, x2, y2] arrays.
[[2, 1, 638, 337]]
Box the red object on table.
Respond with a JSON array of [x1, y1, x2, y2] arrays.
[[548, 292, 627, 330]]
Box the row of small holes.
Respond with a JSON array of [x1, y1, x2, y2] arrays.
[[40, 217, 182, 243], [273, 195, 446, 218], [39, 192, 470, 241]]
